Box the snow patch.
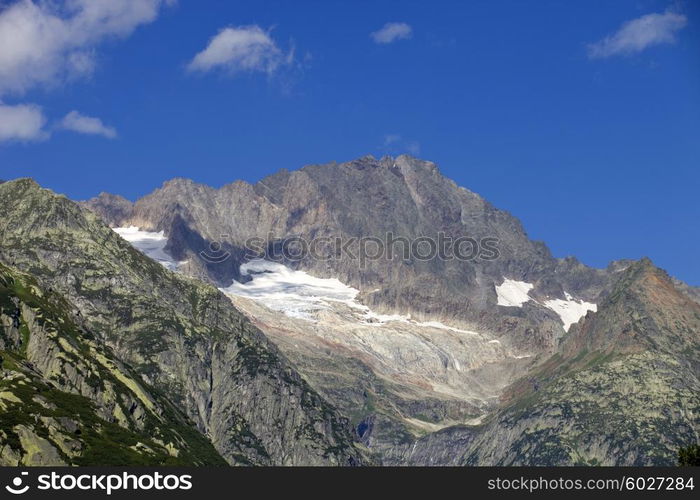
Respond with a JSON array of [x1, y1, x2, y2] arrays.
[[113, 226, 186, 271], [222, 259, 482, 337], [495, 277, 596, 331], [496, 279, 534, 307], [221, 259, 360, 320], [364, 309, 412, 324], [543, 296, 597, 331], [413, 320, 479, 335]]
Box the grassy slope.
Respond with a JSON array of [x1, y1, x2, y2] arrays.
[[0, 262, 227, 465]]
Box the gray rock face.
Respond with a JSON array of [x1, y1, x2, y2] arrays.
[[0, 262, 226, 466], [83, 155, 614, 354], [0, 179, 364, 466], [11, 153, 697, 467], [384, 261, 700, 465], [77, 155, 699, 465], [80, 192, 134, 227]]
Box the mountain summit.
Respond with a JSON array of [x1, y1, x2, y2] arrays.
[[74, 155, 699, 465], [84, 155, 612, 353], [2, 155, 697, 466]]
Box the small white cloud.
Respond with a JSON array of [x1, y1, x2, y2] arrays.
[[587, 10, 687, 59], [0, 0, 173, 96], [406, 142, 421, 155], [383, 134, 402, 146], [187, 25, 293, 75], [59, 111, 117, 139], [382, 134, 420, 155], [0, 102, 48, 142], [371, 22, 413, 44]]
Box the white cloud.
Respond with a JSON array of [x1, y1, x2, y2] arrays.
[[59, 110, 117, 138], [0, 1, 170, 146], [0, 0, 173, 96], [371, 22, 413, 44], [0, 102, 47, 142], [587, 10, 687, 59], [383, 134, 402, 146], [187, 25, 293, 75], [382, 134, 420, 155], [407, 142, 421, 155]]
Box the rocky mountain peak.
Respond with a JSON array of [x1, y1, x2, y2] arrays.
[[3, 177, 41, 192], [393, 154, 440, 175], [561, 257, 700, 357], [159, 177, 201, 191], [3, 170, 697, 466], [73, 156, 616, 350], [80, 191, 134, 227]]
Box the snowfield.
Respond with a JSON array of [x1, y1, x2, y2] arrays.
[[112, 226, 187, 271], [496, 278, 596, 331], [223, 260, 531, 410], [222, 259, 484, 337], [221, 259, 360, 320], [495, 279, 534, 307], [543, 293, 597, 331], [110, 227, 597, 335]]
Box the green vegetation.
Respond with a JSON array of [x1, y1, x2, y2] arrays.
[[0, 263, 226, 466], [0, 179, 363, 466], [678, 444, 700, 466]]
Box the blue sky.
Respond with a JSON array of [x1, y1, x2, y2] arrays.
[[0, 0, 698, 284]]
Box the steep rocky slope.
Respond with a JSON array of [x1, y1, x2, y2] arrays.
[[229, 290, 531, 452], [0, 263, 226, 465], [0, 179, 363, 466], [384, 260, 700, 465]]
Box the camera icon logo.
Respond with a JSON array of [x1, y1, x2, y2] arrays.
[[5, 471, 29, 495]]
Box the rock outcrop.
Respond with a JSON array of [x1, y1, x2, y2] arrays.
[[384, 260, 700, 465], [0, 179, 364, 466], [0, 262, 226, 465]]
